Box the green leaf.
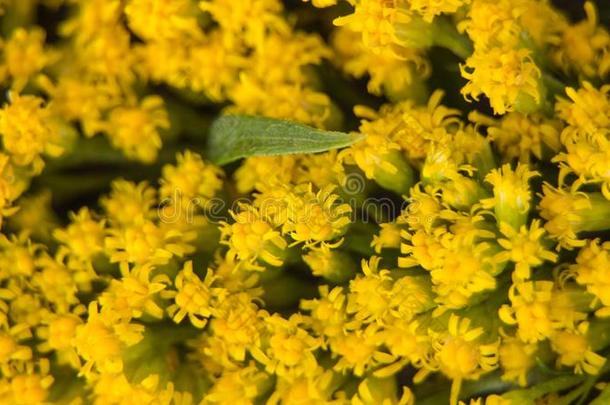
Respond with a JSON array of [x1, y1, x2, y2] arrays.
[[206, 115, 363, 165]]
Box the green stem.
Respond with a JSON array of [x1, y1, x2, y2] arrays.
[[433, 17, 473, 60]]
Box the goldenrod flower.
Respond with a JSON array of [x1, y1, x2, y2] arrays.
[[551, 2, 610, 78], [234, 156, 296, 194], [203, 363, 270, 404], [499, 281, 555, 343], [303, 244, 356, 282], [54, 208, 105, 284], [332, 26, 429, 98], [251, 313, 322, 378], [567, 239, 610, 317], [5, 358, 54, 404], [495, 220, 557, 281], [0, 94, 65, 173], [330, 324, 393, 377], [0, 27, 51, 91], [431, 314, 498, 405], [160, 151, 224, 202], [301, 286, 347, 340], [125, 0, 203, 41], [498, 332, 536, 386], [481, 164, 539, 229], [550, 322, 606, 375], [74, 302, 142, 376], [105, 220, 194, 265], [461, 47, 541, 115], [220, 204, 287, 271], [283, 184, 352, 246], [100, 262, 170, 322], [470, 111, 562, 163], [352, 376, 415, 405], [165, 261, 226, 328], [347, 257, 394, 325], [537, 184, 610, 250], [105, 96, 169, 163], [267, 369, 341, 405], [100, 180, 157, 227], [207, 292, 265, 364], [334, 0, 409, 56]]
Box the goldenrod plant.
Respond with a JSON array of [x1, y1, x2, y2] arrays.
[[1, 0, 610, 404]]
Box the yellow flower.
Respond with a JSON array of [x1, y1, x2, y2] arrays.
[[99, 262, 170, 321], [470, 111, 562, 163], [409, 0, 470, 23], [481, 164, 539, 229], [556, 82, 610, 136], [251, 313, 322, 379], [54, 207, 105, 279], [160, 151, 224, 202], [229, 77, 332, 129], [294, 151, 346, 191], [372, 222, 402, 253], [458, 0, 525, 49], [7, 359, 54, 405], [74, 302, 143, 376], [38, 74, 122, 137], [302, 244, 356, 282], [6, 190, 58, 242], [0, 93, 65, 173], [200, 0, 286, 47], [351, 376, 414, 405], [105, 220, 193, 265], [461, 46, 541, 115], [33, 253, 78, 314], [376, 318, 430, 370], [100, 180, 157, 227], [165, 261, 226, 328], [552, 2, 610, 78], [234, 156, 296, 194], [432, 314, 498, 405], [347, 257, 393, 325], [498, 332, 536, 386], [204, 363, 270, 404], [498, 281, 555, 343], [125, 0, 203, 41], [330, 324, 392, 377], [0, 26, 51, 91], [207, 292, 266, 364], [332, 26, 429, 98], [0, 153, 26, 223], [219, 204, 287, 271], [537, 183, 593, 250], [495, 220, 557, 281], [283, 184, 352, 246], [0, 324, 33, 374], [550, 322, 606, 375], [105, 96, 169, 163], [568, 239, 610, 317], [267, 369, 341, 405], [300, 286, 347, 340], [333, 0, 409, 55]]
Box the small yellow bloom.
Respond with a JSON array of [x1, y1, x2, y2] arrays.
[[165, 261, 226, 328], [495, 220, 557, 281], [550, 322, 606, 375], [461, 47, 541, 115], [0, 93, 65, 173], [499, 281, 555, 343], [105, 96, 169, 163], [220, 204, 287, 271], [283, 184, 352, 246]]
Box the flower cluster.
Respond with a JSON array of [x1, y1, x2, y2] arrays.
[[1, 1, 610, 405]]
